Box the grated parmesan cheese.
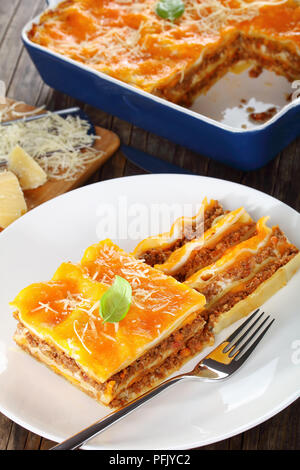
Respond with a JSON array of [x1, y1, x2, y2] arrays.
[[91, 242, 193, 316], [31, 301, 59, 314], [182, 0, 288, 37], [73, 319, 92, 354], [0, 110, 103, 181], [100, 331, 117, 342]]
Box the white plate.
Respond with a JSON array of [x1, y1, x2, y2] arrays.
[[0, 174, 299, 450]]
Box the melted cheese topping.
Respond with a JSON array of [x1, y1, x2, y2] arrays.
[[12, 242, 205, 382], [28, 0, 300, 93]]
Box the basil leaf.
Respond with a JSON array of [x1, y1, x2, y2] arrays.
[[155, 0, 185, 22], [99, 275, 132, 323]]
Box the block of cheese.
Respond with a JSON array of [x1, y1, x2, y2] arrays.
[[7, 145, 47, 190], [0, 170, 27, 228]]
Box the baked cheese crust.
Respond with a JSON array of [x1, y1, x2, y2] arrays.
[[12, 241, 206, 406], [28, 0, 300, 105]]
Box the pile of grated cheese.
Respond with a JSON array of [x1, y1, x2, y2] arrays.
[[0, 106, 102, 181]]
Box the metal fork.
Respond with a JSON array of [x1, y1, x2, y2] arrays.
[[51, 308, 274, 450]]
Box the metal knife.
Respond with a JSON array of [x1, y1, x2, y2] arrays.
[[121, 145, 192, 175], [0, 106, 81, 126]]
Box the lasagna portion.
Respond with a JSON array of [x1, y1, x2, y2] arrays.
[[185, 216, 300, 332], [28, 0, 300, 106], [12, 241, 209, 408], [12, 206, 300, 408], [135, 204, 300, 337]]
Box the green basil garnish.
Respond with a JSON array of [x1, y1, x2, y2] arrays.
[[99, 275, 132, 323], [155, 0, 185, 22]]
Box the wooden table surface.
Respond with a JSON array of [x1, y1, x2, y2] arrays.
[[0, 0, 299, 451]]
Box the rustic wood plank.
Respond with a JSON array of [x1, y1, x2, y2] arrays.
[[110, 116, 133, 144], [145, 133, 177, 166], [271, 138, 300, 211], [7, 44, 46, 105], [0, 413, 13, 450], [4, 1, 52, 109], [240, 155, 281, 201], [241, 423, 261, 450], [257, 398, 300, 450], [130, 125, 148, 151], [206, 157, 242, 183], [35, 84, 53, 110], [0, 0, 20, 48], [83, 102, 113, 130], [23, 431, 42, 451], [6, 422, 28, 450], [39, 438, 56, 450], [123, 124, 149, 175], [176, 146, 210, 175], [0, 0, 45, 92], [99, 150, 127, 181], [201, 439, 229, 450], [98, 116, 131, 180], [227, 433, 244, 450]]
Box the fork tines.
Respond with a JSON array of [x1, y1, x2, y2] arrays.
[[224, 308, 275, 363]]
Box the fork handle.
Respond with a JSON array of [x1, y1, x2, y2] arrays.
[[51, 376, 185, 450]]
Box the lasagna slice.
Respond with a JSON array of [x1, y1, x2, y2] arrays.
[[185, 216, 300, 333], [133, 198, 225, 266], [80, 239, 213, 406], [153, 207, 256, 281], [12, 243, 208, 408]]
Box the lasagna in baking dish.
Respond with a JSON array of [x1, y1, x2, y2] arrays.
[[12, 241, 209, 408], [28, 0, 300, 106]]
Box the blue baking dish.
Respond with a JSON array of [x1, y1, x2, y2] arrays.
[[21, 0, 300, 171]]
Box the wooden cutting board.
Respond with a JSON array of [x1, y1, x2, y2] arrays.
[[0, 99, 120, 211]]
